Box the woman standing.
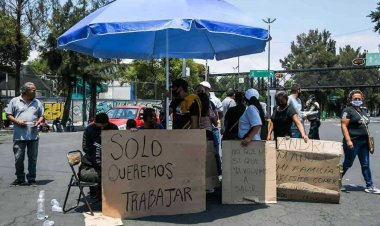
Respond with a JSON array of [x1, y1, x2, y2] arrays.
[[267, 91, 308, 142], [239, 88, 265, 146], [341, 90, 380, 194], [223, 92, 245, 140]]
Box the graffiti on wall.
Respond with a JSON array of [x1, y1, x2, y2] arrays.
[[43, 103, 64, 120], [41, 98, 160, 123]]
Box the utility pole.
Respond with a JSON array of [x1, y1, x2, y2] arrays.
[[238, 56, 240, 90], [205, 60, 208, 81], [262, 18, 276, 116]]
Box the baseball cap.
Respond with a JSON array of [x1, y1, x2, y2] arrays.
[[245, 88, 260, 100], [200, 81, 211, 89]]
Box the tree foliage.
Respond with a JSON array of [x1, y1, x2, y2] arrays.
[[0, 11, 30, 72], [118, 58, 204, 100], [368, 2, 380, 33], [281, 29, 380, 114], [39, 0, 114, 124], [3, 0, 51, 95]]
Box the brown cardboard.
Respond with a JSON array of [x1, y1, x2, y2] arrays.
[[276, 137, 343, 203], [222, 140, 277, 204], [206, 141, 220, 189], [101, 130, 206, 218]]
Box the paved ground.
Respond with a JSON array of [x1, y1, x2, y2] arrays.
[[1, 119, 380, 226]]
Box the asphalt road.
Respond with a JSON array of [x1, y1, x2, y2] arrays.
[[0, 119, 380, 226]]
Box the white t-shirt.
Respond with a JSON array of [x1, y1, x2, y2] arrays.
[[238, 105, 262, 141]]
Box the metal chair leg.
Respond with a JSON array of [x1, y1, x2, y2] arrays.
[[79, 186, 94, 216], [62, 176, 74, 213]]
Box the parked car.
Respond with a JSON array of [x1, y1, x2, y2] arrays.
[[106, 106, 160, 130]]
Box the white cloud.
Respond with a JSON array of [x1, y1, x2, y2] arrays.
[[334, 30, 379, 53]]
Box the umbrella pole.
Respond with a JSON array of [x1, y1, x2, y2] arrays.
[[165, 29, 170, 129]]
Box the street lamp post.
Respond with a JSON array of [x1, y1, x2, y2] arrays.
[[262, 17, 276, 116]]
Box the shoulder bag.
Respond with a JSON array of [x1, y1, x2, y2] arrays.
[[353, 108, 374, 154]]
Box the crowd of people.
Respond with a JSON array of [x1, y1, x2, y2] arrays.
[[5, 81, 379, 196]]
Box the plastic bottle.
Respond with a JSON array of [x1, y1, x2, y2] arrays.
[[37, 190, 45, 220]]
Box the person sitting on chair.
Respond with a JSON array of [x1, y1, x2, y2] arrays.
[[80, 113, 118, 198], [52, 117, 62, 132]]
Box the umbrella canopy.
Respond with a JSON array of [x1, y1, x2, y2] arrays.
[[57, 0, 270, 128], [57, 0, 270, 60]]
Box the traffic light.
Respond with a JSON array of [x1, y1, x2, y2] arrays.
[[352, 58, 365, 66]]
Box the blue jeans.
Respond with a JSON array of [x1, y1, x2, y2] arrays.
[[212, 127, 222, 175], [13, 140, 39, 182], [291, 118, 304, 138], [342, 139, 373, 187]]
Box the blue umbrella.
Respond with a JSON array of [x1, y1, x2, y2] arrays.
[[57, 0, 270, 127]]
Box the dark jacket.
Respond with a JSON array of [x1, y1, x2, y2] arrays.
[[81, 122, 118, 169]]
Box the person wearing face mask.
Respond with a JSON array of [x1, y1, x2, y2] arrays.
[[267, 91, 308, 142], [340, 90, 380, 194], [288, 83, 305, 138], [80, 112, 118, 198], [169, 78, 201, 129]]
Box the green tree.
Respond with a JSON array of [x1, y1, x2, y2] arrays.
[[0, 11, 30, 73], [369, 2, 380, 33], [28, 58, 50, 75], [3, 0, 51, 95], [119, 59, 204, 100], [40, 0, 114, 124]]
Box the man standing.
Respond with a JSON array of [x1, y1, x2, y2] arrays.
[[169, 78, 201, 129], [6, 82, 44, 186], [288, 83, 305, 138], [221, 88, 235, 133], [80, 112, 118, 198]]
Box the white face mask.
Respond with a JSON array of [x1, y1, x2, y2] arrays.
[[351, 100, 363, 107]]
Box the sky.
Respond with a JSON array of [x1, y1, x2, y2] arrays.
[[202, 0, 380, 73], [30, 0, 380, 74]]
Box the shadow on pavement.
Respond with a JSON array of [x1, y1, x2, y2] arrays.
[[344, 185, 365, 192], [37, 179, 54, 185], [67, 188, 269, 224], [133, 188, 269, 224]]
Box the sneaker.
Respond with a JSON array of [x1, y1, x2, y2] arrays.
[[340, 185, 346, 192], [28, 180, 37, 187], [9, 179, 28, 187], [364, 186, 380, 194]]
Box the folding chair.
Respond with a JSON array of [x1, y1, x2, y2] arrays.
[[62, 150, 99, 216]]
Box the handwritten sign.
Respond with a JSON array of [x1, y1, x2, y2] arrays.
[[222, 141, 277, 204], [101, 130, 206, 218], [276, 137, 343, 203]]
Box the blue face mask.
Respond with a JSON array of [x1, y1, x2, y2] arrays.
[[351, 100, 363, 107]]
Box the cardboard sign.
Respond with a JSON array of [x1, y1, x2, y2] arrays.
[[101, 130, 206, 218], [206, 141, 220, 190], [276, 137, 343, 203], [222, 140, 277, 204]]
